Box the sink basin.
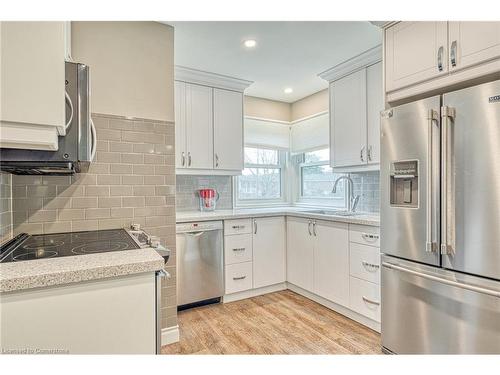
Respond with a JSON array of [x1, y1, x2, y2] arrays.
[[302, 209, 361, 217]]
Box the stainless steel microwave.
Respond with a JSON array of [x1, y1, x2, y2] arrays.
[[0, 61, 95, 175]]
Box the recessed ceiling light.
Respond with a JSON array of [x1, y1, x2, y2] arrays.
[[243, 39, 257, 48], [284, 88, 293, 94]]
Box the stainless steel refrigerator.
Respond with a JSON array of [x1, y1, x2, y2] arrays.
[[380, 79, 500, 354]]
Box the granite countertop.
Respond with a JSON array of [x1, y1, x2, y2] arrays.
[[0, 247, 165, 293], [176, 207, 380, 227]]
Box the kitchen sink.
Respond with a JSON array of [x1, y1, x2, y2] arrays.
[[302, 209, 361, 217]]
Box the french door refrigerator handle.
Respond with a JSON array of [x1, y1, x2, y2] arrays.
[[426, 109, 439, 253], [382, 262, 500, 298], [441, 106, 455, 255]]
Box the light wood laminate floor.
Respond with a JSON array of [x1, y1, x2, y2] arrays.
[[161, 290, 382, 354]]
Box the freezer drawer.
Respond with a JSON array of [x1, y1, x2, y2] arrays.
[[382, 255, 500, 354]]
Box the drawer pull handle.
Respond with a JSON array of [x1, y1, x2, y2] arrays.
[[362, 261, 380, 271], [362, 296, 380, 306], [232, 225, 245, 229], [232, 248, 246, 252], [233, 276, 246, 281], [361, 233, 379, 241]]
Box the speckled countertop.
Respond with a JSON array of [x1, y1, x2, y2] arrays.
[[0, 247, 165, 293], [176, 207, 380, 227]]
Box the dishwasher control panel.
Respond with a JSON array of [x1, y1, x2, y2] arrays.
[[176, 220, 223, 233]]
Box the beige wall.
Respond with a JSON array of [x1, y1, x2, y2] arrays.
[[291, 89, 328, 121], [244, 96, 291, 122], [72, 22, 174, 122]]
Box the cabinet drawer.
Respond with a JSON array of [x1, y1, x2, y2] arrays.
[[350, 243, 380, 284], [224, 219, 252, 235], [349, 277, 381, 322], [349, 224, 380, 247], [225, 262, 253, 294], [224, 234, 253, 265]]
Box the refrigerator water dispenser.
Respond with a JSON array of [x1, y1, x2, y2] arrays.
[[390, 160, 418, 208]]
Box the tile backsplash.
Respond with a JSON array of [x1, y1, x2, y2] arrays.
[[8, 113, 178, 330], [176, 175, 233, 211], [1, 172, 12, 244], [351, 171, 380, 213]]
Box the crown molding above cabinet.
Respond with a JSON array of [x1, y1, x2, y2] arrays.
[[318, 45, 382, 83], [174, 66, 253, 92]]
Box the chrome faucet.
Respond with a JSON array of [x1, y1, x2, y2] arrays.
[[332, 175, 361, 212]]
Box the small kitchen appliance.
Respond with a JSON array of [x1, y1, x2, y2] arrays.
[[198, 188, 219, 212]]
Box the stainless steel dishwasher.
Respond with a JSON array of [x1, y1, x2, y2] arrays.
[[176, 221, 224, 309]]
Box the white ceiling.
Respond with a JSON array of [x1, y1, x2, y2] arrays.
[[166, 22, 382, 103]]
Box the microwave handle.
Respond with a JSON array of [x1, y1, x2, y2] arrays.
[[90, 118, 97, 161]]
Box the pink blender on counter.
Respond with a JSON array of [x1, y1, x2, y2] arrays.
[[198, 189, 219, 212]]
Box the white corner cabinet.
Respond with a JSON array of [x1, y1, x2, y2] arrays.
[[385, 21, 500, 102], [223, 217, 286, 299], [287, 217, 350, 307], [174, 67, 252, 175], [0, 21, 71, 151], [319, 46, 383, 171]]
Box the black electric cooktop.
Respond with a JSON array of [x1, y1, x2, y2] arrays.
[[0, 229, 140, 263]]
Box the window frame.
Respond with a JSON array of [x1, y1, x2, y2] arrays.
[[234, 147, 288, 207], [295, 149, 348, 209]]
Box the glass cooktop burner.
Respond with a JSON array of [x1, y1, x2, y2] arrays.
[[0, 229, 140, 263]]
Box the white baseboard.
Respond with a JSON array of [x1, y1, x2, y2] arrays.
[[223, 282, 287, 303], [161, 325, 180, 346], [287, 283, 381, 333]]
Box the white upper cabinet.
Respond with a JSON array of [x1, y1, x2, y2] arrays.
[[330, 69, 367, 168], [174, 67, 252, 175], [286, 217, 314, 291], [313, 221, 349, 307], [174, 81, 187, 168], [252, 216, 286, 289], [448, 22, 500, 71], [0, 22, 69, 150], [185, 83, 213, 169], [213, 88, 243, 171], [366, 62, 383, 164], [385, 22, 448, 92]]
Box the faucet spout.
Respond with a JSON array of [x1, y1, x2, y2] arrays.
[[331, 175, 361, 212]]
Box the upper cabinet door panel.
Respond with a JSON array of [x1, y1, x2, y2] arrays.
[[0, 22, 66, 131], [185, 83, 213, 169], [174, 81, 187, 168], [213, 88, 243, 171], [449, 22, 500, 71], [366, 62, 383, 164], [385, 22, 448, 92], [331, 68, 367, 168]]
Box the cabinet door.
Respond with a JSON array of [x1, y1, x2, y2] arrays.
[[213, 88, 243, 171], [313, 220, 349, 307], [174, 81, 187, 168], [330, 69, 367, 168], [252, 217, 286, 288], [385, 22, 448, 92], [286, 217, 313, 291], [449, 22, 500, 71], [0, 22, 66, 137], [366, 62, 383, 165], [185, 83, 213, 169]]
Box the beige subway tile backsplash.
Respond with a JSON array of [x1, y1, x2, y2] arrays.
[[9, 114, 176, 329]]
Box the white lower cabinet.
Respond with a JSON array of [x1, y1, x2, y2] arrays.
[[225, 262, 253, 294], [252, 217, 286, 289], [313, 220, 349, 307], [287, 217, 350, 308], [286, 217, 314, 291], [224, 216, 286, 296], [349, 242, 381, 284], [349, 277, 381, 322]]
